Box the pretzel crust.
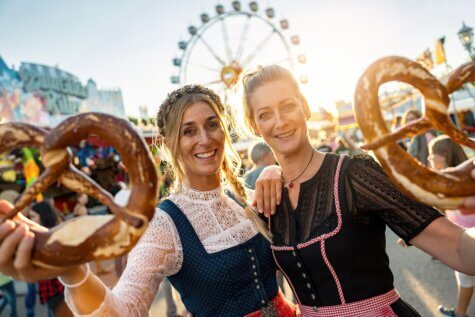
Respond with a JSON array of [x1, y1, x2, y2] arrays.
[[0, 113, 159, 267], [354, 56, 475, 210]]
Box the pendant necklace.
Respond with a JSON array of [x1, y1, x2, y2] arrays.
[[282, 150, 315, 189]]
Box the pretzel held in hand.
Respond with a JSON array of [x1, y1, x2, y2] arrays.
[[354, 56, 475, 209], [0, 113, 159, 267]]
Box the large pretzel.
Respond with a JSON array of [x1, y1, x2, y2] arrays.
[[0, 113, 159, 267], [354, 56, 475, 209]]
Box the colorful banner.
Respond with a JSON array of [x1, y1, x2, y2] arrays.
[[0, 56, 126, 127]]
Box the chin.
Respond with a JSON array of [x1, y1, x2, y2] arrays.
[[196, 163, 222, 176]]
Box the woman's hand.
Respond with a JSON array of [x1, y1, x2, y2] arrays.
[[252, 165, 282, 217], [443, 159, 475, 214], [0, 200, 78, 282]]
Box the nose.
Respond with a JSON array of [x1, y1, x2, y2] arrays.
[[197, 128, 212, 145], [274, 111, 288, 129]]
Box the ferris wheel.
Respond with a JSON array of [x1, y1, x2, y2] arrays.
[[170, 1, 307, 101]]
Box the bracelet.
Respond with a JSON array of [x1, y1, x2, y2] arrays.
[[59, 264, 91, 288]]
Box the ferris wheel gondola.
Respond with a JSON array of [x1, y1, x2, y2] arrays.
[[170, 1, 307, 102]]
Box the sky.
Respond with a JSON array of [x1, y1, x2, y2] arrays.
[[1, 0, 474, 117]]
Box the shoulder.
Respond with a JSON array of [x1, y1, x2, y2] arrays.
[[145, 205, 178, 236], [347, 153, 382, 171], [134, 206, 181, 250]]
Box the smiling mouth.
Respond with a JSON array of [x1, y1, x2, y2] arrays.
[[275, 130, 296, 139], [195, 149, 217, 159]]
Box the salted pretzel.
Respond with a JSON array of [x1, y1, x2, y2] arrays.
[[0, 113, 159, 267], [354, 56, 475, 209]]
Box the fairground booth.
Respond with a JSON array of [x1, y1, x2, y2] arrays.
[[0, 55, 131, 214]]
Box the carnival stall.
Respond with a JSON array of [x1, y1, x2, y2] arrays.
[[0, 55, 128, 213]]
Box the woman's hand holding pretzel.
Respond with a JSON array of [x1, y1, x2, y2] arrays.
[[0, 112, 159, 271]]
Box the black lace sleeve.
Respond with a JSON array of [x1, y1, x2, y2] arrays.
[[346, 154, 443, 244]]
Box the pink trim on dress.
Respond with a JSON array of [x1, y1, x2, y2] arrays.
[[298, 289, 400, 317], [320, 240, 345, 304]]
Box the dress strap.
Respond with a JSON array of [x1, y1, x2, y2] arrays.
[[158, 199, 207, 254]]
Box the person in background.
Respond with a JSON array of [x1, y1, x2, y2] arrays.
[[72, 194, 88, 218], [25, 281, 37, 317], [430, 136, 475, 317], [0, 273, 17, 317], [401, 109, 436, 165], [244, 141, 276, 189]]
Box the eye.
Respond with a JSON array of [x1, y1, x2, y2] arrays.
[[283, 103, 296, 112], [207, 121, 220, 129], [183, 128, 196, 136], [258, 112, 271, 120]]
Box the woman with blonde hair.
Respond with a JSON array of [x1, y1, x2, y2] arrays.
[[0, 85, 294, 316], [241, 64, 475, 316]]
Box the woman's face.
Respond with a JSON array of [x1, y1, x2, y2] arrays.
[[29, 209, 40, 224], [78, 194, 88, 205], [178, 101, 225, 187], [428, 153, 447, 170], [249, 80, 309, 157]]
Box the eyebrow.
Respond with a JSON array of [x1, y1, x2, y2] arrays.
[[181, 115, 218, 127], [279, 98, 296, 105], [256, 98, 296, 113]]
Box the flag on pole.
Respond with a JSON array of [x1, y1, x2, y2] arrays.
[[434, 36, 446, 65]]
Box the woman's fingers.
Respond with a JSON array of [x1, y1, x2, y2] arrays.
[[0, 220, 16, 242], [270, 182, 276, 215], [255, 181, 263, 214], [459, 164, 475, 214], [253, 178, 283, 217], [460, 196, 475, 214], [275, 181, 282, 206], [0, 200, 13, 215], [262, 180, 270, 217], [0, 224, 28, 266], [13, 231, 35, 271]]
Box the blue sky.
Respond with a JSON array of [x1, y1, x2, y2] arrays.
[[1, 0, 474, 117]]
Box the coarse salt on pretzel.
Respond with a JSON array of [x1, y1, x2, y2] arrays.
[[354, 56, 475, 210], [0, 113, 159, 267]]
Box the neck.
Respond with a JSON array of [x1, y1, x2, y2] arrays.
[[276, 141, 322, 182], [183, 174, 221, 191]]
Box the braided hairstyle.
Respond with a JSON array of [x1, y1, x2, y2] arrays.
[[156, 85, 271, 240]]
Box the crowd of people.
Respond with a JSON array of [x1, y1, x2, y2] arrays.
[[0, 65, 474, 317]]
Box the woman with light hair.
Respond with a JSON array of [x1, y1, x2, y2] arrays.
[[0, 85, 294, 317], [241, 64, 475, 316]]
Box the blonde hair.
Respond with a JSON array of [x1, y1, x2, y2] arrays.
[[156, 86, 271, 240], [241, 65, 311, 135]]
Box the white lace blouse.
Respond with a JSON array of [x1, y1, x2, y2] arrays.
[[65, 186, 259, 316]]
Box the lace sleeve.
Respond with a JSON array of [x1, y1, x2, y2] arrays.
[[347, 154, 443, 243], [64, 208, 183, 316]]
